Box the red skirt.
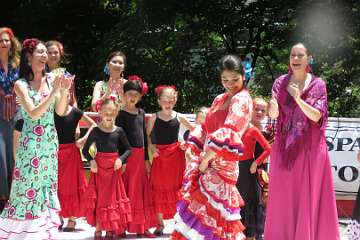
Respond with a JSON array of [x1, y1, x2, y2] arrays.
[[122, 147, 157, 233], [84, 152, 132, 233], [150, 142, 185, 219], [58, 143, 87, 218]]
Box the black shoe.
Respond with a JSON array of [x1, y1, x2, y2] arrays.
[[153, 225, 164, 236], [58, 219, 64, 231], [62, 219, 76, 232]]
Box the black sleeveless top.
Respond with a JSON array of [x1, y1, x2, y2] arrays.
[[151, 114, 180, 145], [54, 107, 83, 144]]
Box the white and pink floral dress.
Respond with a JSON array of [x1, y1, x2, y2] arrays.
[[0, 78, 61, 240]]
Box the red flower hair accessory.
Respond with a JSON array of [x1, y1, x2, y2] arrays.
[[23, 38, 40, 54], [95, 95, 117, 112], [128, 75, 148, 95], [154, 84, 176, 96]]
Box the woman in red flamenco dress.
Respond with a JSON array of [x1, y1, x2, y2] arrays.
[[171, 54, 253, 240]]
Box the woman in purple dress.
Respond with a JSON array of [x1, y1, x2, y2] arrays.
[[264, 43, 340, 240]]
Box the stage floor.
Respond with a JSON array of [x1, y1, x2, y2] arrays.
[[53, 218, 349, 240]]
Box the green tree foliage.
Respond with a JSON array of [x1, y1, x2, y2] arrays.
[[1, 0, 359, 116]]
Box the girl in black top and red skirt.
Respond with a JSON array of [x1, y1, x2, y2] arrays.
[[82, 98, 132, 239], [146, 85, 192, 235], [115, 76, 157, 238], [54, 101, 96, 231]]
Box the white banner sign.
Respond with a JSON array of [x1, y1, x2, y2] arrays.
[[326, 117, 360, 200]]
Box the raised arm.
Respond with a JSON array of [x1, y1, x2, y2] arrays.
[[91, 81, 112, 112], [15, 79, 59, 120], [179, 114, 196, 132], [75, 113, 97, 149], [54, 75, 74, 116]]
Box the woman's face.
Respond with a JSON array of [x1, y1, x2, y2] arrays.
[[289, 44, 310, 73], [30, 43, 48, 72], [47, 44, 61, 68], [108, 55, 125, 78], [221, 70, 244, 95], [0, 32, 11, 55]]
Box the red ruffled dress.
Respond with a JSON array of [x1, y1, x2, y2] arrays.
[[171, 89, 253, 240], [150, 114, 186, 219], [82, 127, 132, 234], [115, 109, 157, 233], [55, 107, 88, 218]]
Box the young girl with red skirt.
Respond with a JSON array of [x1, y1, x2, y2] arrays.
[[115, 76, 157, 238], [82, 98, 132, 239], [54, 96, 96, 231], [146, 85, 192, 235]]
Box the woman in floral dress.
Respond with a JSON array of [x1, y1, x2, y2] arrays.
[[171, 54, 252, 240], [0, 38, 71, 240]]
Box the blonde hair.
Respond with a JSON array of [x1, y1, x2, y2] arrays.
[[253, 97, 268, 107]]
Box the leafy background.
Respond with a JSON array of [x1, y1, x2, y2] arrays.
[[1, 0, 359, 116]]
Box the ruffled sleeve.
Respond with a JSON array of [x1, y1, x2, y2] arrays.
[[207, 90, 253, 160], [186, 124, 207, 155]]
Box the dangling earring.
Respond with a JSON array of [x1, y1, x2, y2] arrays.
[[103, 64, 110, 75], [306, 57, 314, 73]]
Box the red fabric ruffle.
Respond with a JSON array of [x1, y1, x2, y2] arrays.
[[186, 188, 245, 235], [122, 147, 157, 233], [152, 190, 178, 218], [150, 142, 185, 219], [84, 152, 132, 232], [58, 143, 88, 217], [207, 127, 244, 161]]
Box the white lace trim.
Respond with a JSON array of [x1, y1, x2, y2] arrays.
[[0, 208, 60, 240]]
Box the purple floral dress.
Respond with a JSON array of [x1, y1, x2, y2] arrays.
[[0, 78, 60, 239]]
